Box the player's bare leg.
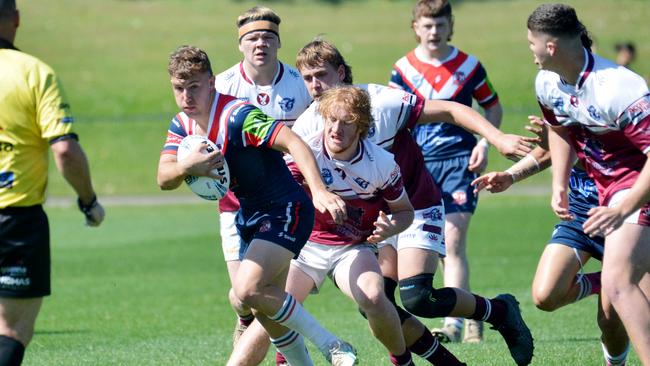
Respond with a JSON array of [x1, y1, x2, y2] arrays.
[[601, 224, 650, 364], [335, 249, 412, 364], [532, 245, 598, 311], [436, 212, 473, 343], [598, 291, 630, 366], [227, 319, 269, 366], [226, 260, 255, 346]]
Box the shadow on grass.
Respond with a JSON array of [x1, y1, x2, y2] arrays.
[[537, 336, 600, 343]]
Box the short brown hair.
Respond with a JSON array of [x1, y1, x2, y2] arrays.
[[296, 39, 353, 84], [527, 4, 592, 49], [412, 0, 454, 42], [167, 45, 213, 79], [412, 0, 452, 21], [317, 86, 373, 139], [0, 0, 16, 20]]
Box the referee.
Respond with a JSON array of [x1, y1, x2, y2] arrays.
[[0, 1, 104, 364]]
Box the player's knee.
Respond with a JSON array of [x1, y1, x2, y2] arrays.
[[531, 286, 562, 312], [228, 287, 247, 313], [232, 279, 263, 307], [399, 274, 456, 318]]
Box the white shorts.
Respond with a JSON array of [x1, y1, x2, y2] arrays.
[[377, 206, 446, 256], [219, 211, 241, 262], [291, 241, 376, 293], [608, 189, 649, 225]]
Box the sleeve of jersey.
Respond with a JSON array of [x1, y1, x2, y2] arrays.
[[161, 116, 187, 155], [34, 64, 75, 141], [620, 94, 650, 154], [471, 65, 499, 108], [232, 104, 283, 148], [388, 67, 408, 90], [380, 163, 406, 203], [375, 86, 423, 131]]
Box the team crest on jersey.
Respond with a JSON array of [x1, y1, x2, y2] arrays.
[[279, 97, 295, 112], [552, 97, 564, 110], [412, 74, 424, 88], [354, 177, 369, 189], [587, 105, 601, 120], [367, 124, 376, 138], [321, 168, 333, 185], [259, 220, 272, 233], [570, 95, 579, 107], [452, 190, 467, 205], [257, 93, 270, 106], [453, 71, 466, 85], [289, 69, 300, 78]]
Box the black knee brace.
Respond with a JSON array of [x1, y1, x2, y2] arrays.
[[358, 276, 412, 324], [399, 274, 457, 318], [0, 335, 24, 366]]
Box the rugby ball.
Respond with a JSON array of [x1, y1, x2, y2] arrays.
[[177, 135, 230, 201]]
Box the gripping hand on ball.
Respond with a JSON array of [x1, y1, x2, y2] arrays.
[[178, 143, 225, 179]]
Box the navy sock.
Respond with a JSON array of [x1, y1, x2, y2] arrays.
[[0, 335, 24, 366]]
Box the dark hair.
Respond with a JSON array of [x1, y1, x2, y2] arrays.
[[527, 3, 592, 49], [0, 0, 16, 20], [296, 39, 353, 84], [168, 45, 213, 79], [615, 42, 636, 54]]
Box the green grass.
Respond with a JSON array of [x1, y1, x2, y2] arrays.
[[25, 197, 639, 365], [12, 0, 648, 196]]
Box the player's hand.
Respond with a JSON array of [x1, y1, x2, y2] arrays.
[[583, 206, 624, 237], [551, 189, 574, 221], [77, 195, 105, 227], [178, 143, 224, 178], [367, 211, 398, 244], [524, 115, 549, 149], [468, 142, 488, 173], [312, 189, 347, 224], [471, 171, 514, 193], [492, 133, 540, 161]]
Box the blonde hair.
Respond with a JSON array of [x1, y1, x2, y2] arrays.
[[317, 86, 372, 138], [168, 45, 212, 79], [237, 6, 281, 40]]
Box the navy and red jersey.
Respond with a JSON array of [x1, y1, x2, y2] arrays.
[[390, 47, 499, 160]]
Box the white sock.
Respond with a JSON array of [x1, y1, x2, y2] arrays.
[[574, 274, 591, 302], [602, 342, 629, 366], [443, 317, 463, 330], [270, 294, 338, 354], [271, 331, 313, 366]]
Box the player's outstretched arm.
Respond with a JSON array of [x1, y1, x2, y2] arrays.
[[272, 126, 347, 224], [51, 138, 105, 226], [548, 125, 576, 221], [418, 99, 539, 160]]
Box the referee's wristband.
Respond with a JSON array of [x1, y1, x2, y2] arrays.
[[77, 195, 98, 217]]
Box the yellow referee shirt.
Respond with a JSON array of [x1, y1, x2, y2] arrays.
[[0, 48, 75, 208]]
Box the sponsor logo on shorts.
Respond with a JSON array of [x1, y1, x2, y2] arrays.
[[452, 190, 467, 205], [422, 207, 443, 221], [0, 276, 30, 287], [0, 267, 30, 289], [278, 232, 296, 242], [259, 220, 272, 233]]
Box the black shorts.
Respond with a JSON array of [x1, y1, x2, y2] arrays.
[[0, 205, 50, 298]]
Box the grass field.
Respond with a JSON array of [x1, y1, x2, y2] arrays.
[[10, 0, 649, 364], [26, 196, 638, 365]]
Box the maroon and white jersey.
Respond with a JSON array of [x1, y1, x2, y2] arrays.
[[215, 61, 312, 127], [292, 83, 441, 209], [290, 134, 405, 246], [536, 49, 650, 204], [215, 61, 312, 212]]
